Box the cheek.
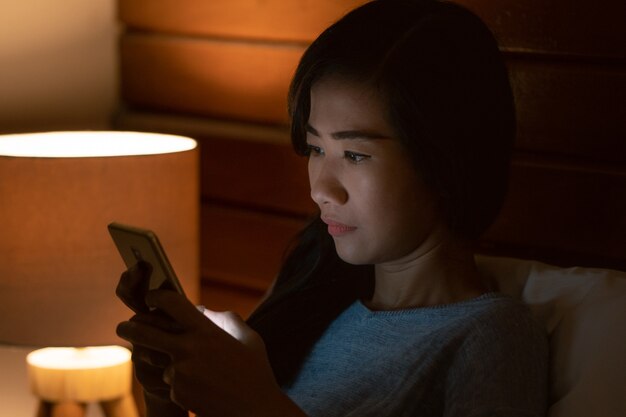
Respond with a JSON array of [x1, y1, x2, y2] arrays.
[[394, 185, 440, 247], [348, 173, 383, 214], [357, 165, 414, 215], [369, 169, 438, 243]]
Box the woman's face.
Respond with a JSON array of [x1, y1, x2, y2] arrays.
[[306, 77, 442, 265]]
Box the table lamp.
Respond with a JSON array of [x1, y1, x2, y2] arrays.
[[0, 131, 200, 416]]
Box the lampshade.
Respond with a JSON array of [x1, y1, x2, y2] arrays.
[[0, 131, 200, 347]]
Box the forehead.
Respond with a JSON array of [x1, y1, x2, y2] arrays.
[[308, 77, 392, 133]]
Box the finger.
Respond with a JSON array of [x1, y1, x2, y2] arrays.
[[117, 320, 178, 354], [145, 290, 207, 328], [134, 360, 172, 397], [116, 261, 152, 313], [131, 312, 185, 334], [132, 345, 170, 368]]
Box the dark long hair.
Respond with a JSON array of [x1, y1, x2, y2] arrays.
[[247, 0, 515, 385]]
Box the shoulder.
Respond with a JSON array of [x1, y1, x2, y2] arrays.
[[448, 293, 548, 367], [443, 294, 549, 416], [461, 293, 546, 348]]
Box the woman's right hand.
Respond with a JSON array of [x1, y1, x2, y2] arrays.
[[116, 262, 187, 416], [116, 261, 152, 314]]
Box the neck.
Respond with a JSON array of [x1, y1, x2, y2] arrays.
[[367, 230, 489, 310]]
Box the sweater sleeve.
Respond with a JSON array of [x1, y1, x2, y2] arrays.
[[443, 303, 549, 417]]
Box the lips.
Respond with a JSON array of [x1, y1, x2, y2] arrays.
[[322, 217, 357, 237]]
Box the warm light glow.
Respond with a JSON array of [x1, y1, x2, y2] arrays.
[[26, 346, 131, 370], [0, 131, 197, 158]]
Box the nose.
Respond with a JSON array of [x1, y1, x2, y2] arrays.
[[309, 158, 348, 207]]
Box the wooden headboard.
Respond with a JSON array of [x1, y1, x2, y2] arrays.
[[115, 0, 626, 316]]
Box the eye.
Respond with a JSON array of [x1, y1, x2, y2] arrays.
[[344, 151, 370, 163], [305, 144, 324, 157]]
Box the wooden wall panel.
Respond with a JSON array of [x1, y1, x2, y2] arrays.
[[120, 34, 302, 124], [484, 156, 626, 270], [114, 110, 315, 214], [201, 137, 313, 214], [119, 0, 626, 59], [456, 0, 626, 59], [119, 0, 365, 43], [201, 203, 306, 291], [510, 61, 626, 162], [114, 109, 291, 146]]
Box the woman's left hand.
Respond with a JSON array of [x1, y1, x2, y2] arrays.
[[116, 290, 303, 417]]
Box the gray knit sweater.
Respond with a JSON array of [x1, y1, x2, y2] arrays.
[[284, 293, 548, 417]]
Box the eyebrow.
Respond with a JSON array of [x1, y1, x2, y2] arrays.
[[305, 124, 390, 140]]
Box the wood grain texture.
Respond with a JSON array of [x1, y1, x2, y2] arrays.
[[200, 136, 314, 215], [114, 110, 314, 214], [119, 0, 366, 43], [201, 203, 307, 291], [119, 0, 626, 59], [120, 34, 302, 124], [484, 155, 626, 270], [456, 0, 626, 59], [509, 60, 626, 163], [114, 109, 292, 146]]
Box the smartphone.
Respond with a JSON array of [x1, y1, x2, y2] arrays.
[[108, 222, 186, 296]]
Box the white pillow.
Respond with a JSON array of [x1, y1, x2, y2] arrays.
[[476, 255, 626, 417]]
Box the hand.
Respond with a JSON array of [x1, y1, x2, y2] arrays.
[[128, 313, 181, 401], [116, 261, 152, 314], [117, 290, 306, 417], [115, 263, 187, 415]]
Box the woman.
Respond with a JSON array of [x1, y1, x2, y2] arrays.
[[117, 1, 548, 416]]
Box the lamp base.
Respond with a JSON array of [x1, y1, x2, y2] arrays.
[[27, 347, 139, 417], [36, 394, 137, 417], [36, 401, 85, 417]]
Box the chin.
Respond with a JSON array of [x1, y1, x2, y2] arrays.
[[334, 243, 375, 266]]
